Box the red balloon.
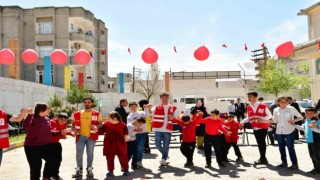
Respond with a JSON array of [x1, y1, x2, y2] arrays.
[[0, 49, 15, 65], [142, 48, 158, 64], [50, 49, 67, 65], [74, 49, 91, 65], [275, 41, 294, 58], [194, 46, 210, 61], [22, 49, 38, 64]]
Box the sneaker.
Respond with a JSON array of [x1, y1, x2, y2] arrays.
[[106, 171, 114, 177], [160, 159, 167, 166], [137, 161, 143, 167], [236, 157, 243, 162], [122, 171, 130, 176], [184, 162, 194, 167], [144, 148, 151, 154], [222, 159, 230, 162], [86, 167, 94, 177], [289, 164, 299, 170], [72, 167, 83, 178], [131, 164, 139, 169], [254, 159, 269, 165], [205, 164, 211, 168], [218, 162, 226, 167], [276, 162, 288, 168], [294, 140, 301, 144]]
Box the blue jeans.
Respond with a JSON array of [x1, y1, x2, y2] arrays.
[[0, 148, 3, 167], [76, 136, 96, 168], [276, 131, 297, 165], [136, 133, 147, 161], [155, 132, 171, 160], [127, 140, 138, 166]]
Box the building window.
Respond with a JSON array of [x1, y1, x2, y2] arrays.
[[100, 30, 105, 35], [36, 22, 53, 34], [108, 84, 111, 89], [101, 71, 105, 75], [38, 46, 53, 58]]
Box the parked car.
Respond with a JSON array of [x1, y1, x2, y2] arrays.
[[296, 101, 313, 118]]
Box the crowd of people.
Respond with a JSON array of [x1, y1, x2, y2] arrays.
[[1, 92, 320, 179]]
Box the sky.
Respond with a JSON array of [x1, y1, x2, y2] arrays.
[[0, 0, 318, 78]]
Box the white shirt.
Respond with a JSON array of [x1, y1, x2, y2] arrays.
[[241, 101, 272, 130], [147, 104, 179, 133], [127, 123, 137, 141], [272, 105, 303, 135], [126, 111, 146, 133], [228, 104, 235, 113]]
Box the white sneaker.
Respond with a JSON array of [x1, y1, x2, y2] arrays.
[[87, 167, 94, 177], [294, 140, 301, 144], [160, 159, 167, 166]]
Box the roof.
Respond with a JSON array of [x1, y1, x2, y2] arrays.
[[298, 2, 320, 16]]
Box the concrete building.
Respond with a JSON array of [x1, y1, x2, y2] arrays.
[[107, 73, 133, 93], [290, 2, 320, 104], [0, 6, 108, 92]]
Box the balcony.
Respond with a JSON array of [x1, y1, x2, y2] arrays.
[[70, 32, 94, 44], [35, 34, 54, 42]]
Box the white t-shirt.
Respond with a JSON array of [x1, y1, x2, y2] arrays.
[[127, 123, 137, 141], [150, 104, 179, 133], [272, 105, 303, 135], [127, 111, 146, 134]]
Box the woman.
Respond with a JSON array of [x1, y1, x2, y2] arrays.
[[190, 99, 209, 150], [272, 96, 303, 170], [23, 104, 54, 180]]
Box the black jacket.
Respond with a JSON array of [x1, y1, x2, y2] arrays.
[[115, 105, 128, 124]]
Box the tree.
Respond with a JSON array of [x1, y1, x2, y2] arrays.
[[293, 61, 311, 99], [66, 84, 92, 108], [256, 58, 297, 97], [48, 94, 63, 108], [136, 64, 163, 101]]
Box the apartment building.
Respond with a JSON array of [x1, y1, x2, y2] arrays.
[[0, 6, 108, 92]]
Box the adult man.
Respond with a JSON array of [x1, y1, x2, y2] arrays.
[[146, 92, 178, 166], [235, 98, 246, 121], [241, 92, 272, 165], [287, 97, 303, 141], [227, 100, 236, 116], [0, 108, 28, 167], [115, 99, 128, 124], [72, 97, 102, 178]]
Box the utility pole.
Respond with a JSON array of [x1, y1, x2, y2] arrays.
[[132, 66, 142, 93], [238, 62, 246, 86]]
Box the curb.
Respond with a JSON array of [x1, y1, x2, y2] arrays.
[[3, 141, 24, 153]]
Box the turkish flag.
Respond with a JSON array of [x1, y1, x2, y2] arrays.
[[174, 46, 177, 53], [261, 43, 265, 48], [222, 44, 227, 48], [128, 48, 131, 55], [244, 44, 248, 51]]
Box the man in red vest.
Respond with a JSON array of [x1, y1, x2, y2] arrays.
[[146, 92, 178, 166], [241, 92, 272, 165], [0, 108, 28, 167], [72, 97, 102, 178]]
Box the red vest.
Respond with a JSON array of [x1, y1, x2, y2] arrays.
[[0, 111, 9, 148], [74, 110, 100, 142], [152, 104, 177, 131], [247, 103, 269, 129]]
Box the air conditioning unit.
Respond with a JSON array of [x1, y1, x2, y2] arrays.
[[74, 43, 81, 49]]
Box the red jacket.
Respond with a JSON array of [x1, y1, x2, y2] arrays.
[[223, 120, 240, 142], [247, 103, 269, 129], [0, 110, 9, 148], [201, 117, 228, 135], [50, 119, 73, 143], [172, 115, 202, 143]]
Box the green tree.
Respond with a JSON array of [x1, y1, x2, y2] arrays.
[[256, 58, 297, 97], [66, 84, 98, 108], [293, 61, 311, 99], [48, 94, 63, 108]]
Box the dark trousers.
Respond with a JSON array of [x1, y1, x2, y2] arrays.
[[268, 128, 276, 144], [50, 142, 62, 177], [236, 113, 245, 122], [24, 144, 54, 180], [308, 143, 320, 172], [224, 142, 243, 158], [144, 133, 150, 150], [180, 141, 196, 163], [219, 134, 227, 160], [127, 140, 138, 166], [276, 132, 297, 165], [253, 129, 268, 160], [204, 134, 222, 165]]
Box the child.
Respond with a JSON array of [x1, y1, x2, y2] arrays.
[[220, 114, 229, 162], [127, 102, 147, 167], [138, 100, 152, 154], [127, 117, 146, 169], [100, 111, 129, 177], [50, 112, 74, 180], [223, 115, 243, 162], [294, 107, 320, 175], [201, 109, 232, 168], [172, 111, 202, 167]]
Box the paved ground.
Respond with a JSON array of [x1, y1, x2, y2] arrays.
[[1, 133, 319, 180]]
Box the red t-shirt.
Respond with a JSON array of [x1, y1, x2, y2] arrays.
[[223, 120, 240, 143], [172, 116, 202, 142], [202, 117, 228, 135], [50, 119, 72, 143]]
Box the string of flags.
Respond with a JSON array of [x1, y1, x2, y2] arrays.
[[0, 41, 301, 65]]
